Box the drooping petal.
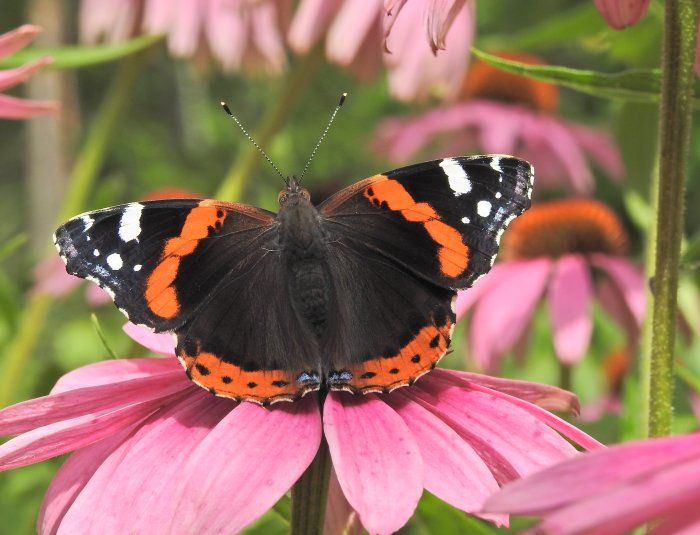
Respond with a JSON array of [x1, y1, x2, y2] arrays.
[[538, 115, 595, 193], [324, 392, 423, 535], [122, 322, 177, 356], [593, 0, 651, 29], [0, 93, 58, 119], [249, 1, 288, 74], [206, 0, 248, 71], [326, 0, 383, 67], [444, 369, 580, 415], [424, 0, 468, 52], [595, 276, 640, 341], [569, 123, 624, 180], [38, 426, 134, 535], [386, 393, 503, 521], [1, 369, 186, 435], [0, 397, 172, 471], [288, 0, 343, 53], [412, 375, 579, 479], [470, 258, 551, 371], [0, 56, 53, 91], [548, 254, 593, 364], [590, 254, 645, 326], [169, 395, 322, 534], [51, 357, 182, 394], [454, 261, 512, 320], [56, 390, 232, 534], [0, 25, 42, 59], [324, 468, 362, 535]]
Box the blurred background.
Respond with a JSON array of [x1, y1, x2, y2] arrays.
[[0, 0, 699, 533]]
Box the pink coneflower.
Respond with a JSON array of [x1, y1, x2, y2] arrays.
[[79, 0, 290, 73], [373, 52, 623, 193], [288, 0, 475, 101], [593, 0, 651, 30], [0, 323, 600, 534], [485, 432, 700, 534], [0, 25, 57, 119], [457, 199, 645, 371]]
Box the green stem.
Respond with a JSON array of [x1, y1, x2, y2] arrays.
[[558, 362, 572, 392], [647, 0, 697, 438], [215, 43, 324, 201], [290, 435, 331, 535], [0, 52, 149, 408]]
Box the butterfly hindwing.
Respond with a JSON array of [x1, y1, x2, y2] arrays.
[[319, 155, 533, 289]]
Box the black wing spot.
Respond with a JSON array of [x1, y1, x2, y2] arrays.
[[195, 364, 210, 376], [411, 355, 421, 363], [367, 187, 374, 196], [429, 335, 440, 348], [221, 376, 232, 384], [247, 382, 258, 389], [272, 380, 289, 387], [216, 209, 224, 218], [389, 368, 400, 374], [361, 371, 376, 379]]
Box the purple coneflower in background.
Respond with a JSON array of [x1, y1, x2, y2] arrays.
[[0, 25, 57, 119], [288, 0, 475, 101], [0, 323, 600, 534], [593, 0, 651, 30], [80, 0, 290, 73], [457, 199, 645, 372], [373, 52, 623, 193], [485, 432, 700, 534]]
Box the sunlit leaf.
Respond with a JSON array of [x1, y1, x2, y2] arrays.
[[0, 34, 162, 70]]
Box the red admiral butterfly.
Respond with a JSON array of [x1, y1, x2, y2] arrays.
[[54, 132, 532, 405]]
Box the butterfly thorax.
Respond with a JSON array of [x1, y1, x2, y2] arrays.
[[276, 184, 331, 340]]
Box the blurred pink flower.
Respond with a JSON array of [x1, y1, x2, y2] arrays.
[[593, 0, 651, 29], [457, 199, 645, 371], [288, 0, 475, 101], [0, 25, 57, 119], [485, 432, 700, 534], [0, 323, 600, 534], [373, 52, 623, 193], [32, 256, 111, 306], [80, 0, 290, 73]]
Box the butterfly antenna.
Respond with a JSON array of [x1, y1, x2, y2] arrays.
[[221, 102, 286, 183], [298, 92, 347, 183]]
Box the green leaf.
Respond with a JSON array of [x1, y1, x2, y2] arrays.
[[471, 48, 700, 105], [0, 34, 163, 70]]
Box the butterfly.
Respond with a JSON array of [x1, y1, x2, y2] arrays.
[[54, 155, 533, 405]]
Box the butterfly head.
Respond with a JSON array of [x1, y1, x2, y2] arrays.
[[279, 176, 311, 207]]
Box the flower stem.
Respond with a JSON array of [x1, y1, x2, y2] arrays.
[[215, 43, 324, 201], [0, 51, 149, 408], [291, 435, 331, 535], [647, 0, 697, 438]]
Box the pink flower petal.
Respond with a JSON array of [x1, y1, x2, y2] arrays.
[[249, 2, 288, 74], [455, 261, 513, 320], [538, 115, 595, 193], [31, 256, 83, 298], [0, 396, 173, 471], [122, 322, 176, 356], [386, 392, 502, 520], [593, 0, 651, 29], [591, 254, 646, 326], [169, 395, 322, 534], [324, 468, 362, 535], [38, 426, 133, 535], [0, 93, 58, 119], [326, 0, 383, 67], [570, 123, 624, 180], [1, 369, 187, 435], [413, 374, 579, 479], [0, 25, 41, 59], [325, 392, 423, 535], [446, 369, 580, 415], [57, 390, 233, 533], [0, 56, 53, 91], [84, 283, 112, 306], [288, 0, 344, 53], [425, 0, 468, 52], [595, 276, 640, 341], [548, 254, 593, 364], [51, 357, 181, 394], [470, 258, 551, 371], [486, 434, 700, 515]]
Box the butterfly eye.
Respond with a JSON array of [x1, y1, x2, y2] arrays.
[[278, 192, 288, 204]]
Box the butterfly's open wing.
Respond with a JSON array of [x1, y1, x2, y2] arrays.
[[319, 156, 533, 289], [55, 199, 321, 404], [318, 156, 533, 393]]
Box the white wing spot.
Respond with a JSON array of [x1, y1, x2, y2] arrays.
[[93, 249, 100, 257], [133, 264, 142, 272], [490, 157, 502, 174], [119, 203, 144, 242], [495, 192, 502, 199], [461, 216, 471, 224], [106, 253, 123, 270], [477, 200, 492, 217], [440, 158, 472, 196], [81, 215, 94, 231]]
